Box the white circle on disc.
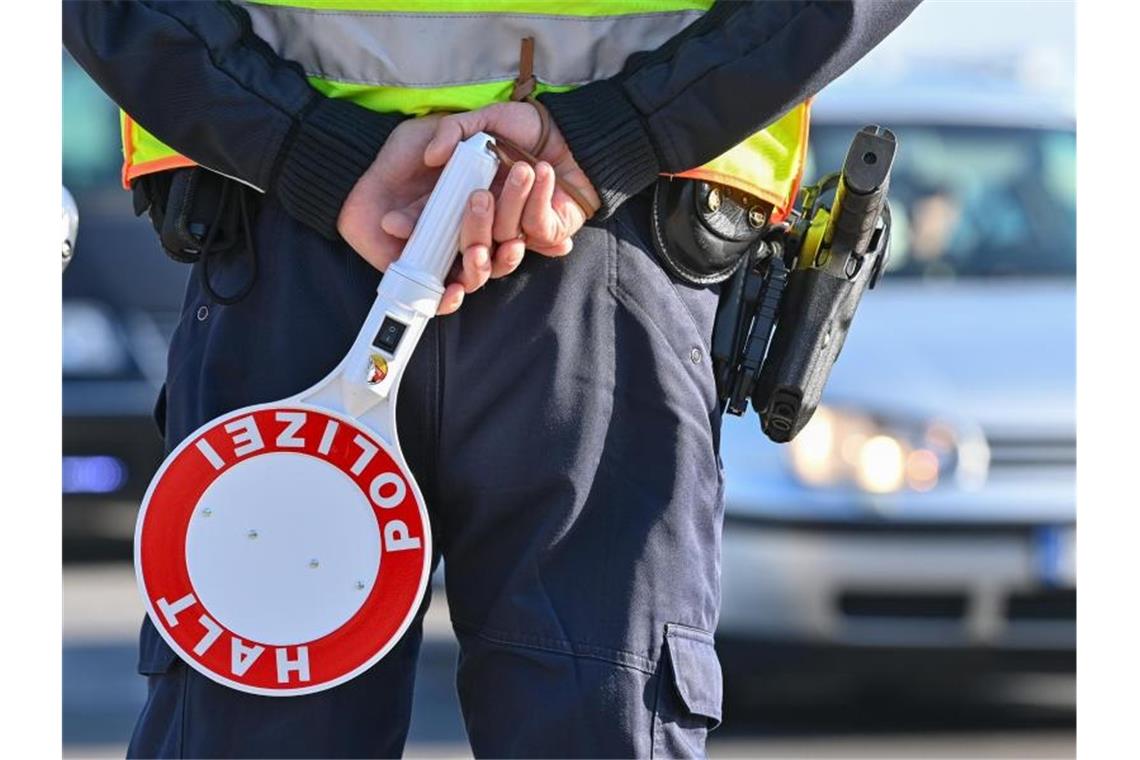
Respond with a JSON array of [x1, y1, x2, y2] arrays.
[[185, 451, 381, 646]]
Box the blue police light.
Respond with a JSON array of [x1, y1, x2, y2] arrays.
[[62, 455, 128, 494]]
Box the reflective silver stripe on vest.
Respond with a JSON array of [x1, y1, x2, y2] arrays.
[[242, 4, 703, 87]]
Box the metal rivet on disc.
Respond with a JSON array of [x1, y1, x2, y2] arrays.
[[748, 206, 767, 229], [309, 559, 320, 569], [247, 529, 258, 539], [705, 188, 721, 213], [201, 507, 212, 517], [690, 347, 703, 364], [196, 305, 209, 321]]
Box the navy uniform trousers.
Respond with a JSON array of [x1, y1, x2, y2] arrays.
[[127, 187, 726, 759]]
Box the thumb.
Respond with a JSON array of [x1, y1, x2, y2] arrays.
[[381, 196, 430, 240], [424, 112, 486, 167], [344, 224, 401, 272]]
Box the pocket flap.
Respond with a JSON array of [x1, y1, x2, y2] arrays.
[[665, 624, 723, 727]]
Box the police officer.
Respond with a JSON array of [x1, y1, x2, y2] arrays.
[[63, 2, 918, 757]]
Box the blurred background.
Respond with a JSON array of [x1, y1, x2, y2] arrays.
[[62, 1, 1075, 757]]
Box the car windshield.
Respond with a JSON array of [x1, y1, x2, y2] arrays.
[[806, 125, 1075, 278]]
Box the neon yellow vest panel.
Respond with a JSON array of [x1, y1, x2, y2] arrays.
[[121, 0, 810, 221]]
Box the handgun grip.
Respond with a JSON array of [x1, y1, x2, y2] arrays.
[[754, 268, 862, 443]]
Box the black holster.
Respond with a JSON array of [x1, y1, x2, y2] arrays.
[[706, 125, 897, 444]]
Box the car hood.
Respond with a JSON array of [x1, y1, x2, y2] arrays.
[[720, 279, 1075, 523]]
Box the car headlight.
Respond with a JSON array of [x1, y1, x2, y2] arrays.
[[787, 405, 989, 494], [62, 300, 130, 377]]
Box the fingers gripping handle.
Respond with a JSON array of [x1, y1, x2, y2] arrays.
[[386, 132, 500, 293], [311, 133, 499, 425]]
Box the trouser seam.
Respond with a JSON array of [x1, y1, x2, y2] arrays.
[[451, 618, 656, 675], [433, 322, 444, 495], [651, 644, 665, 760], [429, 322, 444, 513]]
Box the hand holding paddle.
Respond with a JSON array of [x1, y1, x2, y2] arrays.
[[136, 134, 501, 696]]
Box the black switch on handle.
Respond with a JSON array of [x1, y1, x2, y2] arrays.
[[374, 317, 408, 353]]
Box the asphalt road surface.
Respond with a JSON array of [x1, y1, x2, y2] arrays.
[[63, 564, 1075, 759]]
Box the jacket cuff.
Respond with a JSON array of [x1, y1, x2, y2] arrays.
[[539, 80, 660, 220], [273, 96, 404, 239]]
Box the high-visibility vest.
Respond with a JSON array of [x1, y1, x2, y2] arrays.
[[120, 0, 810, 222]]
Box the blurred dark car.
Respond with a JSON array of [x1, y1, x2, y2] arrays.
[[63, 56, 187, 559], [716, 68, 1075, 699]]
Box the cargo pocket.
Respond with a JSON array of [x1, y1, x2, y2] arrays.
[[653, 623, 723, 759]]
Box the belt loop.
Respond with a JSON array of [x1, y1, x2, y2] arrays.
[[492, 35, 598, 218], [510, 36, 537, 102], [509, 36, 552, 158]]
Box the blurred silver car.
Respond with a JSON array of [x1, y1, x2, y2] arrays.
[[717, 71, 1075, 681]]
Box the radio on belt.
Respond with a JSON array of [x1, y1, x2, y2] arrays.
[[374, 317, 408, 354]]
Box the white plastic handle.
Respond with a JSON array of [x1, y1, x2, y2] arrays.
[[386, 132, 500, 293], [296, 132, 501, 431]]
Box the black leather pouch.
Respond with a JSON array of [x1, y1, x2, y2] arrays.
[[649, 177, 769, 285], [132, 167, 242, 264]]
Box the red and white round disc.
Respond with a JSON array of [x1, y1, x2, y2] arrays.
[[135, 405, 430, 696]]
